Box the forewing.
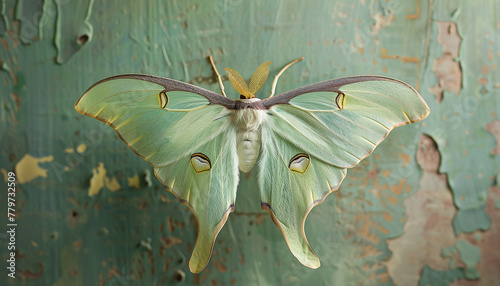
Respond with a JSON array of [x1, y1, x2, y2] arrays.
[[75, 74, 234, 166], [259, 76, 429, 267], [262, 76, 430, 168], [75, 74, 238, 273]]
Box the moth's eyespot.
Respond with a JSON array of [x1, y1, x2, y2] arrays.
[[240, 95, 246, 99], [190, 153, 211, 173], [288, 153, 310, 174], [159, 91, 168, 109], [336, 93, 345, 109]]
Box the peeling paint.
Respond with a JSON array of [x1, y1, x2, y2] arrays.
[[15, 0, 45, 43], [15, 154, 54, 183], [128, 174, 140, 189], [428, 22, 462, 102], [388, 134, 500, 285], [387, 134, 457, 286], [0, 0, 8, 35], [418, 265, 464, 286], [160, 236, 182, 248], [54, 0, 94, 63], [2, 0, 499, 284], [76, 143, 87, 154], [456, 240, 481, 279], [369, 0, 395, 34], [485, 119, 500, 155], [144, 169, 153, 187], [381, 48, 420, 89], [88, 162, 106, 196], [104, 176, 121, 191]]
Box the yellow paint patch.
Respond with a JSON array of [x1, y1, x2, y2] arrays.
[[383, 212, 393, 222], [76, 143, 87, 154], [387, 196, 398, 205], [406, 185, 412, 193], [105, 176, 121, 192], [390, 178, 406, 195], [128, 174, 140, 189], [378, 226, 389, 234], [88, 163, 106, 196], [64, 148, 74, 153], [1, 169, 8, 182], [398, 153, 410, 166], [15, 154, 54, 184]]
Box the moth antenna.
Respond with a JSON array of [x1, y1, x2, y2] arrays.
[[209, 55, 227, 97], [269, 57, 304, 97]]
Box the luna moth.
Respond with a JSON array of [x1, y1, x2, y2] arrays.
[[75, 57, 429, 273]]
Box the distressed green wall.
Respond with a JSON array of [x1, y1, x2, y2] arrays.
[[1, 0, 499, 285]]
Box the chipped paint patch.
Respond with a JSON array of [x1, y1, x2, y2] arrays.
[[54, 0, 94, 63], [105, 176, 121, 191], [428, 22, 462, 102], [485, 119, 500, 155], [419, 266, 464, 285], [456, 240, 481, 279], [15, 154, 54, 183], [161, 236, 182, 248], [381, 48, 421, 89], [15, 0, 45, 43], [1, 168, 7, 181], [88, 162, 106, 196], [369, 1, 396, 34], [76, 143, 87, 154], [64, 148, 74, 153], [388, 134, 500, 284], [387, 134, 457, 286], [128, 174, 140, 189]]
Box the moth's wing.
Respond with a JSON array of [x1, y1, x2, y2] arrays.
[[75, 74, 238, 273], [259, 76, 429, 267], [259, 128, 346, 268], [154, 128, 238, 273]]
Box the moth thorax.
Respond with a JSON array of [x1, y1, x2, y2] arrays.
[[233, 99, 265, 173], [233, 98, 265, 130]]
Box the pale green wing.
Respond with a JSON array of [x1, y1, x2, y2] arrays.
[[155, 128, 238, 273], [259, 125, 346, 268], [259, 76, 429, 267], [75, 74, 238, 273]]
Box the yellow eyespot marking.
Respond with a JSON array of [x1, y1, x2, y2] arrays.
[[159, 90, 168, 109], [336, 93, 345, 109], [288, 153, 310, 174], [190, 153, 211, 173]]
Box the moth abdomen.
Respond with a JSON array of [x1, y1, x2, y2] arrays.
[[232, 103, 266, 173]]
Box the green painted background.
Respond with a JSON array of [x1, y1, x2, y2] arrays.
[[1, 0, 499, 285]]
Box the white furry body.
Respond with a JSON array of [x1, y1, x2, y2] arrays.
[[232, 99, 266, 173]]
